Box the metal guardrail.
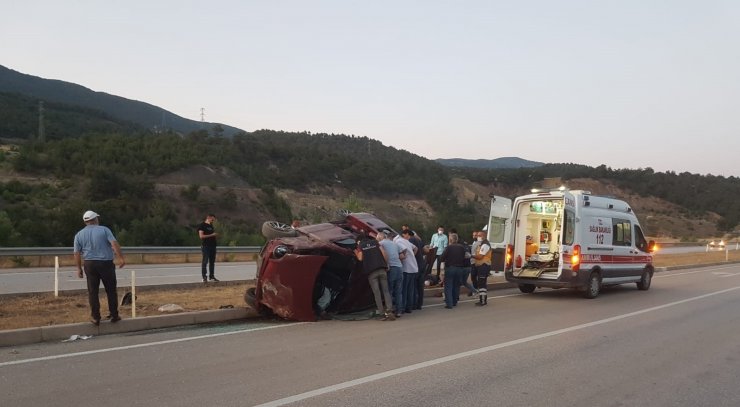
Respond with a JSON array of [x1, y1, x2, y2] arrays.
[[0, 246, 262, 256]]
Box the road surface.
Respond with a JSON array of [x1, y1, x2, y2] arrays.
[[0, 262, 256, 295], [2, 262, 740, 406]]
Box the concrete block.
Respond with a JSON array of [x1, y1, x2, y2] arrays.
[[0, 327, 42, 347], [141, 313, 196, 330], [192, 308, 248, 324]]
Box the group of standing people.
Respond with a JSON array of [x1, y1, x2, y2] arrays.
[[354, 225, 427, 321], [355, 224, 494, 321]]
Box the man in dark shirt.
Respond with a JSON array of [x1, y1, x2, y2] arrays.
[[197, 213, 219, 282], [439, 233, 468, 309], [355, 232, 395, 321]]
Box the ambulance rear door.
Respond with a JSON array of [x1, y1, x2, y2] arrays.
[[487, 195, 512, 272]]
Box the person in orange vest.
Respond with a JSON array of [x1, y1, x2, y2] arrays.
[[472, 231, 492, 306]]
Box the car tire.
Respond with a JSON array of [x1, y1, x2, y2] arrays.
[[334, 208, 351, 222], [261, 221, 298, 239], [637, 269, 652, 291], [518, 284, 536, 293], [583, 272, 601, 299]]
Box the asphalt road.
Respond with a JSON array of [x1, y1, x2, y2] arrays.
[[2, 262, 740, 406], [1, 245, 735, 295], [0, 262, 256, 294]]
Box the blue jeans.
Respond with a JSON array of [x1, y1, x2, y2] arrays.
[[388, 266, 403, 313], [444, 266, 463, 307], [402, 272, 417, 312]]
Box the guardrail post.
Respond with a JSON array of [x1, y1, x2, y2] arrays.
[[54, 256, 59, 297], [131, 270, 136, 319]]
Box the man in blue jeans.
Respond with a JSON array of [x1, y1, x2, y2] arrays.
[[377, 231, 403, 318], [197, 213, 219, 282]]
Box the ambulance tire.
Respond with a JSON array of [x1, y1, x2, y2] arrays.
[[583, 271, 601, 299], [518, 284, 536, 294], [637, 269, 652, 291]]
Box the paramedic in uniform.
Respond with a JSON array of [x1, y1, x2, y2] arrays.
[[472, 231, 492, 306]]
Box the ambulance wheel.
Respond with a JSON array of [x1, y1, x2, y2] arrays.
[[518, 284, 536, 294], [583, 272, 601, 299], [637, 269, 652, 291]]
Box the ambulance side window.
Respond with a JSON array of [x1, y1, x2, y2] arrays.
[[634, 225, 649, 252], [562, 209, 575, 245], [612, 219, 632, 246]]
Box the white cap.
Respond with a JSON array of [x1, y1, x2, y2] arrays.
[[82, 210, 99, 221]]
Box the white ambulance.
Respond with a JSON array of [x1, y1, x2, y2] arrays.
[[487, 190, 656, 298]]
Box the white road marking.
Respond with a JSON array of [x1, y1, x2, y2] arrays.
[[422, 292, 523, 308], [255, 285, 740, 407], [0, 322, 307, 368]]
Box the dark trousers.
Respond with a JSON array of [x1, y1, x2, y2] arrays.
[[443, 266, 463, 307], [435, 255, 443, 277], [414, 270, 425, 309], [84, 260, 118, 320], [201, 246, 216, 278], [470, 264, 479, 289], [402, 272, 417, 312]]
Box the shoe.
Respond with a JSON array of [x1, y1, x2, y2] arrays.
[[403, 309, 412, 314], [202, 277, 207, 283], [110, 315, 121, 323], [475, 302, 484, 306], [395, 313, 402, 318], [444, 305, 453, 309], [91, 319, 100, 326], [382, 312, 396, 321], [209, 276, 220, 282]]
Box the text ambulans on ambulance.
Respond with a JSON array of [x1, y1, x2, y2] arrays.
[[487, 190, 656, 298]]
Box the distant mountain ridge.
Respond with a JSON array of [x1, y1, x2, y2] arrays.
[[0, 65, 243, 137], [436, 157, 544, 169]]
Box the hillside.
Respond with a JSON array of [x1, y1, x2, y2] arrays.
[[0, 65, 737, 246], [0, 65, 242, 137], [436, 157, 544, 169]]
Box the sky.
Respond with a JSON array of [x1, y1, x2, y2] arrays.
[[2, 0, 739, 177]]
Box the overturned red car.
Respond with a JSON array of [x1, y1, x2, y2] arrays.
[[245, 212, 396, 321]]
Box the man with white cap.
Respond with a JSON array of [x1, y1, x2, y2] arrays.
[[74, 210, 126, 326]]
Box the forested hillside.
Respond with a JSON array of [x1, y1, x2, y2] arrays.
[[1, 64, 738, 248], [0, 130, 477, 247]]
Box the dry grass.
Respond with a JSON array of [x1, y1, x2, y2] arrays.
[[0, 282, 252, 331], [1, 251, 738, 331]]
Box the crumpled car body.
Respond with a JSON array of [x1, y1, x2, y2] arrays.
[[246, 213, 395, 322]]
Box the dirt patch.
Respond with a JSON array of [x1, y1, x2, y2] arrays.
[[0, 282, 252, 331]]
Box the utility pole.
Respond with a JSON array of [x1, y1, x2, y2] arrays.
[[200, 107, 205, 122], [37, 101, 45, 143]]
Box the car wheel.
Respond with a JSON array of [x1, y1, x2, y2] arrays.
[[261, 221, 298, 239], [583, 272, 601, 299], [334, 208, 351, 221], [518, 284, 536, 293], [637, 269, 652, 291], [244, 287, 272, 316]]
